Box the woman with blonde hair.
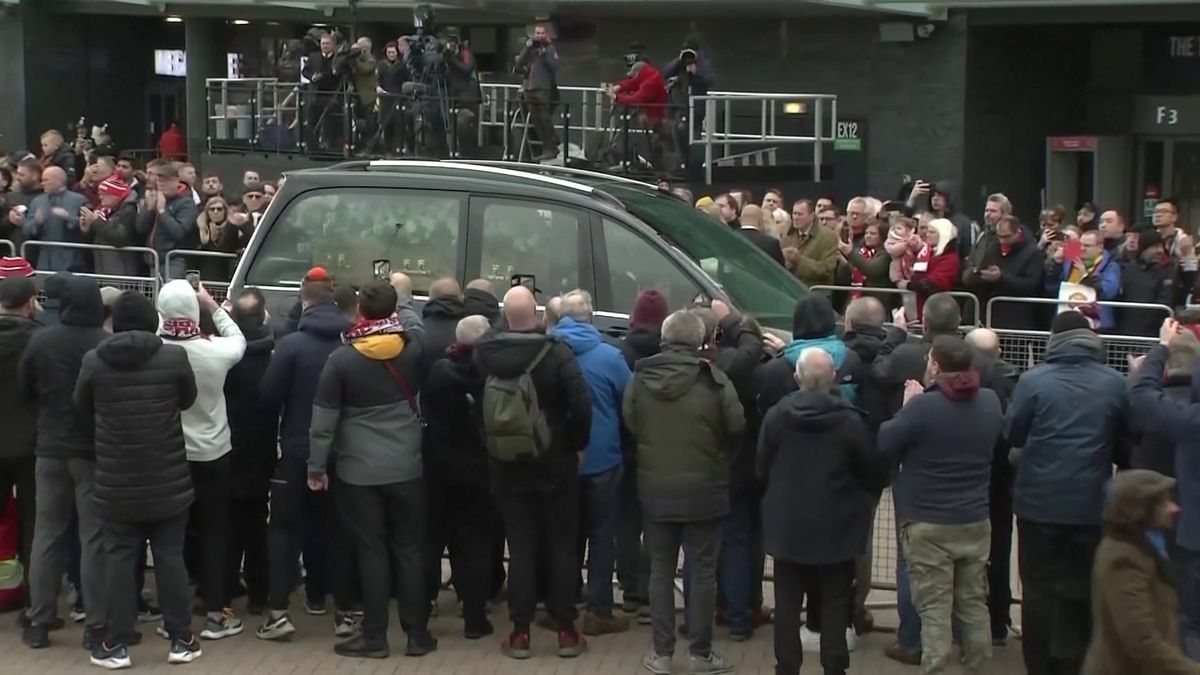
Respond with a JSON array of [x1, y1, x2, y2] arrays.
[[195, 196, 242, 281]]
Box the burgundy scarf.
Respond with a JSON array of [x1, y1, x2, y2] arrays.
[[850, 246, 877, 299], [161, 317, 202, 340], [344, 314, 404, 343]]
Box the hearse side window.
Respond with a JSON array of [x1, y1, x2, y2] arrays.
[[245, 189, 461, 292], [476, 200, 581, 298], [601, 218, 701, 314]]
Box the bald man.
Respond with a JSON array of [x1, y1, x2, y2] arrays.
[[24, 164, 88, 272], [463, 278, 501, 326], [965, 328, 1000, 360], [419, 275, 467, 394], [474, 282, 593, 656]]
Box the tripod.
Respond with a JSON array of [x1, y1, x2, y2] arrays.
[[308, 78, 353, 154]]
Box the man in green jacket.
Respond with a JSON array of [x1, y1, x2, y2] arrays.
[[624, 310, 744, 675], [780, 199, 840, 288]]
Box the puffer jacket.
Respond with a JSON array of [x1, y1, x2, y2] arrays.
[[73, 331, 197, 522], [623, 345, 744, 522], [18, 276, 108, 459], [1008, 328, 1131, 526]]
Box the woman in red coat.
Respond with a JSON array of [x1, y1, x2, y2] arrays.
[[904, 218, 960, 319]]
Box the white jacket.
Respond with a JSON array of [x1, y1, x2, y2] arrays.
[[157, 280, 246, 462]]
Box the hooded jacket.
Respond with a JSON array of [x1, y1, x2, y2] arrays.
[[623, 346, 744, 522], [308, 315, 425, 486], [621, 327, 661, 370], [615, 61, 668, 123], [224, 320, 276, 498], [463, 287, 501, 326], [758, 390, 886, 565], [552, 317, 631, 477], [259, 302, 352, 462], [157, 280, 246, 462], [0, 314, 39, 461], [73, 331, 197, 523], [927, 180, 975, 257], [419, 295, 467, 390], [1118, 257, 1182, 338], [474, 330, 592, 493], [18, 276, 108, 459], [879, 371, 1003, 525], [1132, 345, 1200, 551], [714, 313, 766, 493], [37, 272, 69, 328], [758, 295, 861, 414], [964, 232, 1046, 331], [1130, 370, 1190, 479], [1008, 328, 1131, 526], [425, 344, 488, 483]]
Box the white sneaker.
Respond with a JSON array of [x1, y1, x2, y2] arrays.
[[846, 627, 857, 653], [800, 626, 821, 653]]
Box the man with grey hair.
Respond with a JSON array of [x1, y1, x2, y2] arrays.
[[423, 313, 502, 640], [475, 285, 593, 659], [24, 165, 88, 272], [966, 193, 1013, 272], [625, 309, 744, 675], [543, 295, 564, 329], [552, 288, 633, 635], [758, 347, 885, 675]]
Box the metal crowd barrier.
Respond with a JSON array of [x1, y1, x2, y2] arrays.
[[164, 250, 239, 304], [21, 241, 161, 301], [808, 285, 983, 329], [0, 239, 13, 257]]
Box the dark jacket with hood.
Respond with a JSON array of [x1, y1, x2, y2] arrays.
[[879, 371, 1004, 525], [475, 330, 593, 493], [73, 331, 197, 522], [1131, 344, 1200, 551], [0, 314, 39, 460], [259, 302, 353, 462], [759, 295, 861, 414], [309, 315, 425, 486], [622, 326, 662, 370], [19, 277, 108, 459], [1118, 256, 1185, 338], [37, 271, 69, 328], [623, 345, 745, 522], [964, 232, 1046, 331], [463, 287, 501, 326], [758, 390, 887, 565], [419, 295, 467, 389], [842, 324, 891, 433], [928, 180, 977, 264], [225, 320, 276, 497], [425, 343, 488, 484], [714, 313, 766, 493], [1008, 328, 1131, 526]]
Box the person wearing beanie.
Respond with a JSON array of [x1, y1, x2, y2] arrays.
[[18, 276, 108, 650], [1118, 227, 1195, 338], [0, 276, 40, 596], [0, 256, 35, 279], [156, 279, 246, 640], [1083, 470, 1200, 675], [74, 291, 202, 667], [758, 294, 862, 414], [1007, 294, 1131, 675]]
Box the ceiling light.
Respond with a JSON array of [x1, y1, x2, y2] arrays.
[[232, 19, 250, 26], [783, 102, 808, 115], [165, 16, 183, 23]]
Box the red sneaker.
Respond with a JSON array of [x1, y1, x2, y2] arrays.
[[557, 628, 587, 658], [501, 631, 531, 660]]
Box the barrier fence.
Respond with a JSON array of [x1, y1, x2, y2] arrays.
[[21, 241, 160, 302], [0, 239, 14, 257], [164, 250, 240, 305]]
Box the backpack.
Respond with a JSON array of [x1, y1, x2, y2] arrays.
[[482, 342, 553, 462]]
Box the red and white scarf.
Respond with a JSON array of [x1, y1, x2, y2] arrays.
[[850, 246, 877, 299], [161, 317, 202, 340]]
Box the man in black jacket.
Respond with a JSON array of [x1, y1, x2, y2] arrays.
[[475, 285, 593, 660], [1118, 229, 1191, 338], [223, 289, 275, 615], [424, 314, 494, 639], [760, 348, 887, 675], [74, 291, 201, 667], [962, 215, 1044, 331], [738, 205, 785, 266], [419, 277, 467, 387], [18, 276, 109, 649], [464, 278, 501, 326], [0, 277, 40, 591], [307, 280, 435, 659]]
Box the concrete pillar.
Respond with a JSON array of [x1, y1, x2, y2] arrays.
[[185, 18, 223, 162]]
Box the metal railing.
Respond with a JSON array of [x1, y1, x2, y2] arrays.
[[204, 78, 837, 182], [984, 295, 1174, 327], [0, 239, 13, 257], [164, 250, 239, 304], [22, 241, 161, 302]]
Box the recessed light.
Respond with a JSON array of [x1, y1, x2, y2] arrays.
[[165, 16, 183, 23], [232, 19, 250, 26], [784, 102, 808, 115]]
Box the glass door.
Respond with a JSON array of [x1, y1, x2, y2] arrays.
[[1172, 141, 1200, 233]]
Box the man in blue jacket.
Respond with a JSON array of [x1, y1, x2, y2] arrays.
[[1131, 317, 1200, 659], [1006, 309, 1131, 675], [552, 289, 632, 636], [255, 281, 359, 641]]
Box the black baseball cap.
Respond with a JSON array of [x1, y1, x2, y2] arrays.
[[0, 276, 37, 310]]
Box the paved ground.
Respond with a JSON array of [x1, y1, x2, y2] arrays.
[[1, 590, 1029, 675]]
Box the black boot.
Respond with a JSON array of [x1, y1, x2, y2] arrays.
[[334, 635, 389, 659]]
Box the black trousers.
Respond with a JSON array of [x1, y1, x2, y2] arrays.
[[0, 456, 35, 590], [225, 495, 268, 607], [988, 462, 1015, 638], [424, 472, 495, 626], [189, 455, 231, 613], [336, 478, 428, 644], [496, 483, 579, 631], [774, 559, 855, 675], [1018, 518, 1101, 675], [524, 88, 558, 155], [268, 457, 357, 612], [103, 511, 191, 642]]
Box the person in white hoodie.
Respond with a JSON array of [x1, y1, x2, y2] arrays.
[[156, 279, 247, 641]]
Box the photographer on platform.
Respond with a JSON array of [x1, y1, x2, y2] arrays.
[[516, 22, 561, 162], [376, 40, 413, 155], [606, 43, 669, 171], [443, 28, 482, 158], [663, 40, 715, 159]]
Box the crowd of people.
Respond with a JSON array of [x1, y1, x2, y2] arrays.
[[0, 237, 1193, 674], [0, 135, 278, 283], [692, 184, 1195, 337]]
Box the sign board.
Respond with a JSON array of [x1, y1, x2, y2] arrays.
[[1133, 96, 1200, 135], [1145, 27, 1200, 81], [835, 120, 862, 152], [1050, 136, 1096, 152]]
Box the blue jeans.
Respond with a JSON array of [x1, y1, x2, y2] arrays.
[[581, 465, 623, 616], [895, 514, 922, 651], [1177, 546, 1200, 660], [719, 492, 757, 635]]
